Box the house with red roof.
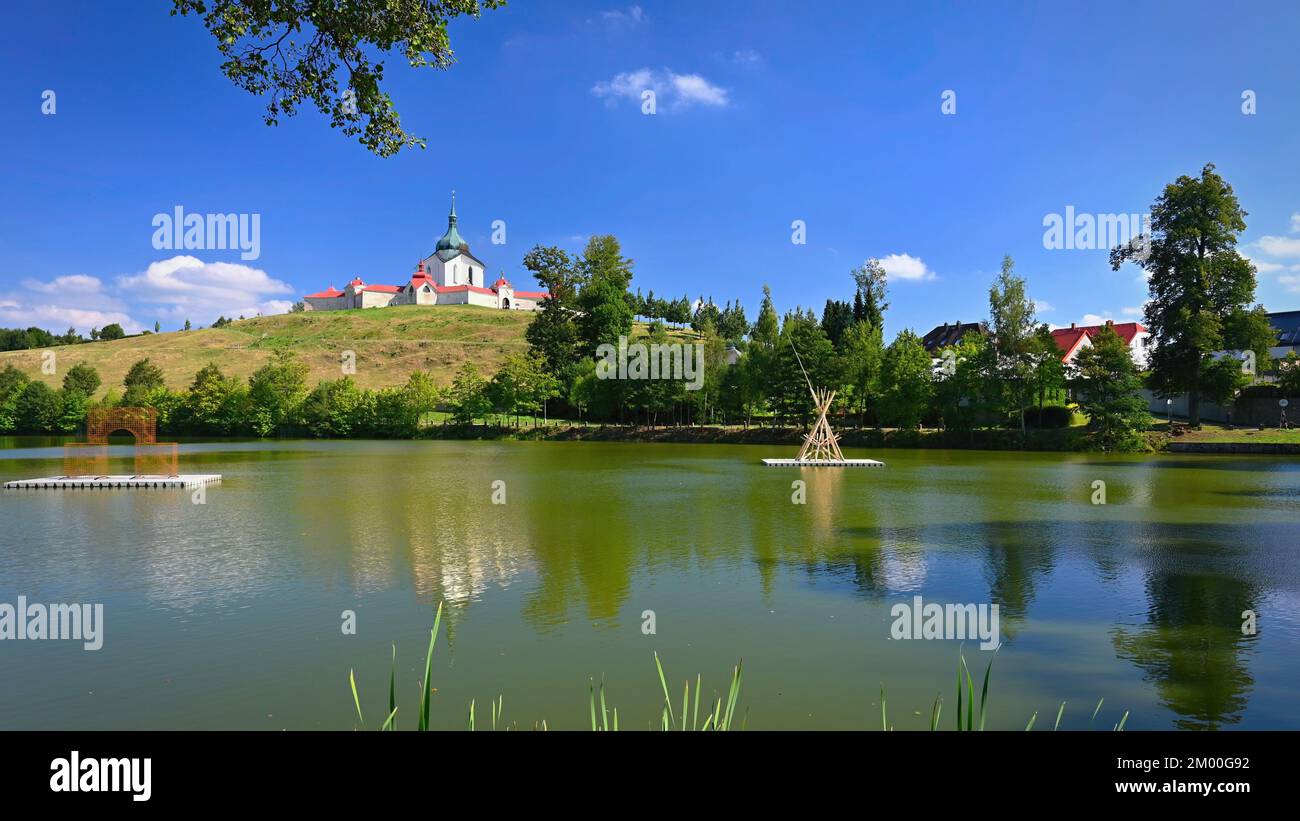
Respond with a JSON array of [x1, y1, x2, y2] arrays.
[[1050, 320, 1151, 369], [303, 194, 549, 313]]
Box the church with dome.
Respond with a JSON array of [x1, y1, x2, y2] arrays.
[[302, 194, 549, 312]]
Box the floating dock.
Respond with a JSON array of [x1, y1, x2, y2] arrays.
[[4, 475, 222, 490], [761, 459, 884, 468]]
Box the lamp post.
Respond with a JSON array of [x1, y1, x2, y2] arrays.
[[1166, 398, 1172, 427]]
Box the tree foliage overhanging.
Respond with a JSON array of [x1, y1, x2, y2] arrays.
[[171, 0, 506, 157]]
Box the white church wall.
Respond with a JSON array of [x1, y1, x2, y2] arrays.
[[421, 254, 449, 286]]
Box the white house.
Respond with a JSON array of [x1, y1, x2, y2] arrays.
[[1050, 320, 1151, 369]]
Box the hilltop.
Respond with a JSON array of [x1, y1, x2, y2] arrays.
[[0, 305, 534, 397]]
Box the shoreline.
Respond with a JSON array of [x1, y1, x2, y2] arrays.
[[414, 422, 1133, 452], [7, 425, 1298, 455], [415, 423, 1300, 454]]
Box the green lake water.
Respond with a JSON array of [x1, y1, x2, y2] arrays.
[[1, 438, 1297, 730]]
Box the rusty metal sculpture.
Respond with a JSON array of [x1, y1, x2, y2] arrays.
[[84, 407, 158, 444], [64, 407, 178, 477]]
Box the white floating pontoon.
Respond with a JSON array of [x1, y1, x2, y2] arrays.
[[4, 475, 222, 490]]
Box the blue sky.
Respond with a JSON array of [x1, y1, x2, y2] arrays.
[[2, 0, 1300, 336]]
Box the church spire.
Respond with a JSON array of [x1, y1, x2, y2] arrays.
[[434, 189, 467, 257]]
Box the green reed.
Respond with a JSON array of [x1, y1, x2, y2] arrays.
[[352, 608, 1121, 731]]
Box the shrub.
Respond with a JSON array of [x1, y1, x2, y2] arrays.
[[1023, 405, 1073, 429]]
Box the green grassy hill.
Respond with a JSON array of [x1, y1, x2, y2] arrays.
[[0, 305, 534, 397]]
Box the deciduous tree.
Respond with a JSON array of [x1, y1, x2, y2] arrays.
[[878, 329, 933, 430], [1110, 163, 1272, 426], [1073, 326, 1150, 448], [987, 255, 1038, 440]]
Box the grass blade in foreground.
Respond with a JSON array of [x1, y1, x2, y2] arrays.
[[349, 668, 364, 728], [348, 616, 1118, 731], [418, 601, 444, 731]]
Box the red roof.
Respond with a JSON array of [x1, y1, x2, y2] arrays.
[[489, 277, 548, 299], [1050, 327, 1091, 362], [1094, 321, 1147, 345], [1050, 321, 1148, 362], [306, 276, 548, 302]]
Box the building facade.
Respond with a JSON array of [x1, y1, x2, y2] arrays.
[[303, 196, 548, 312], [1050, 320, 1151, 369]]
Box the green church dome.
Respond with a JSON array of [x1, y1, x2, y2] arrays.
[[434, 192, 468, 261]]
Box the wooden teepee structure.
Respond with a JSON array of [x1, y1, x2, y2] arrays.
[[796, 385, 846, 462], [790, 342, 846, 463]]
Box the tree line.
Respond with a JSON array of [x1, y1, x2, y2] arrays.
[[0, 318, 212, 352], [0, 349, 567, 439], [0, 164, 1283, 449], [507, 163, 1277, 448]]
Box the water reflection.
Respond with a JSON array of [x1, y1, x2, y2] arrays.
[[2, 440, 1297, 729], [1107, 522, 1271, 730]]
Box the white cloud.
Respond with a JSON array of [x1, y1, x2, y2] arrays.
[[260, 299, 295, 315], [24, 274, 104, 294], [671, 73, 728, 107], [117, 256, 293, 323], [2, 273, 138, 334], [1246, 217, 1300, 291], [592, 68, 654, 101], [731, 49, 763, 68], [877, 253, 935, 282], [1032, 299, 1054, 313], [1246, 255, 1288, 274], [592, 68, 729, 110], [1, 256, 296, 336], [0, 303, 139, 335], [1059, 305, 1149, 331], [1253, 234, 1300, 259], [599, 5, 646, 28]]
